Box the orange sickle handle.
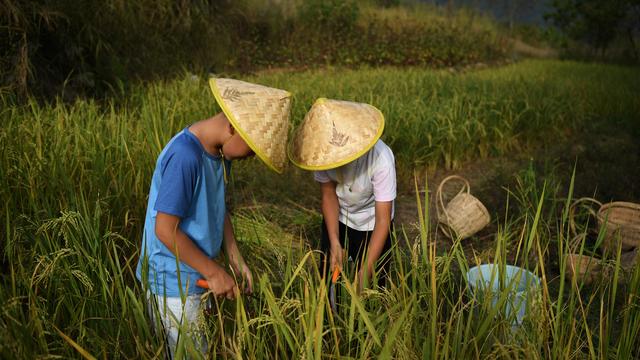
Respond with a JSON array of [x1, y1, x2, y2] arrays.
[[331, 267, 340, 284], [196, 279, 209, 289]]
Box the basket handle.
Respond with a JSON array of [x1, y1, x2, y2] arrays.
[[436, 175, 471, 221], [568, 197, 602, 239], [568, 233, 587, 254], [436, 175, 471, 238]]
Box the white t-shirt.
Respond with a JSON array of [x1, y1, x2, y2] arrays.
[[314, 140, 396, 231]]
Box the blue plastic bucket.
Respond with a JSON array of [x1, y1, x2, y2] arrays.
[[466, 264, 540, 326]]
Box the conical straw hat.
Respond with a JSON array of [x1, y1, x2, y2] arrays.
[[289, 98, 384, 170], [209, 78, 291, 173]]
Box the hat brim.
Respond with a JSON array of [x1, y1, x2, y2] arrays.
[[288, 103, 385, 171], [209, 78, 284, 173]]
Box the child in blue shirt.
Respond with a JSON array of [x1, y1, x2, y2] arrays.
[[136, 78, 292, 357]]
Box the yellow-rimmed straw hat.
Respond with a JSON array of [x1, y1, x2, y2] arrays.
[[209, 78, 292, 173], [289, 98, 384, 170]]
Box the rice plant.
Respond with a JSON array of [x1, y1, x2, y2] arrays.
[[1, 59, 639, 358]]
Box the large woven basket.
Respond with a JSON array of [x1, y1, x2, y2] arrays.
[[564, 252, 602, 285], [570, 198, 640, 252], [436, 175, 490, 240], [565, 233, 638, 285]]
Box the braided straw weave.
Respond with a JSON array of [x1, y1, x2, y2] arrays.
[[289, 98, 384, 170], [598, 202, 640, 251], [570, 198, 640, 252], [564, 253, 602, 285], [436, 175, 490, 240], [209, 78, 292, 173], [563, 234, 603, 285], [564, 234, 638, 285]]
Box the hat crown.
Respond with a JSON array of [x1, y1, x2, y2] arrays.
[[209, 78, 291, 173], [290, 98, 384, 170]]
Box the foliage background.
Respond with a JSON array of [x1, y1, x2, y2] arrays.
[[1, 0, 507, 99]]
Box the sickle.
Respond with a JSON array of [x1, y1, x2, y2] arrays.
[[329, 267, 340, 314]]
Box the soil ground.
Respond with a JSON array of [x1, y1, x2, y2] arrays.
[[393, 125, 640, 257]]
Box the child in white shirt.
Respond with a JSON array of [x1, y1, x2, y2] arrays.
[[290, 98, 396, 288]]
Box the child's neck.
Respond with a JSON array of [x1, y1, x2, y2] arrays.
[[189, 114, 231, 156]]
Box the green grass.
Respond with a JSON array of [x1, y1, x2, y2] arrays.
[[1, 59, 639, 358]]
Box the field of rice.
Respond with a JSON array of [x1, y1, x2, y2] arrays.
[[1, 59, 639, 358]]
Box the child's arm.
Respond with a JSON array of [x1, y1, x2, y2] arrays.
[[222, 213, 253, 293], [155, 212, 238, 299], [321, 181, 343, 271], [359, 200, 392, 289]]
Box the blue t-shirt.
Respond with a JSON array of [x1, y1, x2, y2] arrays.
[[136, 127, 230, 297]]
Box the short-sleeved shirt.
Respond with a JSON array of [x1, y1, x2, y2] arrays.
[[136, 127, 230, 297], [314, 140, 396, 231]]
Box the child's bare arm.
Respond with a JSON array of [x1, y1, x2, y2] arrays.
[[155, 212, 237, 299], [222, 213, 253, 293], [321, 181, 343, 271], [359, 201, 392, 287]]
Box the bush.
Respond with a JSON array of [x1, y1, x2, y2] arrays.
[[1, 0, 238, 98], [1, 0, 508, 100]]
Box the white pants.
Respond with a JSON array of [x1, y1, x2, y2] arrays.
[[146, 292, 208, 359]]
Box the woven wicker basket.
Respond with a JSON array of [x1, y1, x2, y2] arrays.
[[570, 198, 640, 252], [436, 175, 490, 239], [564, 253, 602, 285], [566, 233, 639, 285]]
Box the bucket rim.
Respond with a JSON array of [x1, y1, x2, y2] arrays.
[[465, 264, 541, 292]]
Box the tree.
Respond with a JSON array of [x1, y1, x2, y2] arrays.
[[545, 0, 637, 56]]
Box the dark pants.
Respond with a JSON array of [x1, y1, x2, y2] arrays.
[[319, 219, 394, 286]]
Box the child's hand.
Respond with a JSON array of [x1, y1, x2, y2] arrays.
[[239, 263, 254, 294], [329, 242, 344, 273], [206, 270, 238, 300]]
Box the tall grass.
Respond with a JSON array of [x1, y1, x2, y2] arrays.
[[1, 60, 639, 358]]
